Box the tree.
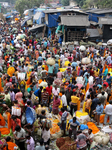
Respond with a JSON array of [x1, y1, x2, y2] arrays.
[[15, 0, 44, 16], [61, 0, 69, 6], [74, 0, 86, 7]]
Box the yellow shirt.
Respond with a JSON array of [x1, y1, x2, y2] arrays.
[[71, 96, 79, 104], [94, 70, 99, 77]]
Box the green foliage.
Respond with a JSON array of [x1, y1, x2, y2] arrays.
[[73, 0, 86, 7], [61, 0, 69, 6], [82, 0, 112, 8], [15, 0, 44, 16]]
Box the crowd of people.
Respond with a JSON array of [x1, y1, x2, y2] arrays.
[[0, 20, 112, 150]]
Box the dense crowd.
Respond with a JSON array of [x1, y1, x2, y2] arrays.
[[0, 20, 112, 150]]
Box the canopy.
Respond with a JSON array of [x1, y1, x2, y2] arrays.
[[28, 24, 45, 32], [21, 17, 31, 27]]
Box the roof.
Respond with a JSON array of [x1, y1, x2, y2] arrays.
[[60, 15, 90, 26], [98, 17, 112, 25], [43, 9, 87, 15], [21, 17, 32, 27], [86, 9, 112, 14], [87, 29, 100, 37], [28, 24, 45, 32], [89, 21, 98, 25]]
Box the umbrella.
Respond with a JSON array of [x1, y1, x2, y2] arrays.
[[79, 45, 86, 51], [25, 107, 36, 125], [76, 83, 83, 89], [107, 39, 112, 45], [64, 61, 70, 66], [98, 42, 102, 46], [102, 43, 107, 46], [46, 58, 55, 65]]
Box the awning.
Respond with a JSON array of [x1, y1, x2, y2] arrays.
[[89, 21, 98, 25], [98, 17, 112, 25], [87, 29, 100, 37], [6, 16, 11, 19], [28, 24, 45, 32], [60, 15, 90, 26], [21, 17, 32, 27]]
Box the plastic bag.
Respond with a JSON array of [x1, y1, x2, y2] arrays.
[[21, 113, 26, 125], [37, 127, 42, 136], [82, 57, 91, 65]]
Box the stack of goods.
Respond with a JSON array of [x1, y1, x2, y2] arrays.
[[56, 137, 76, 150]]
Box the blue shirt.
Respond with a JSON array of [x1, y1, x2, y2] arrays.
[[34, 89, 39, 97], [69, 119, 80, 126], [44, 41, 47, 47], [71, 62, 78, 69], [54, 63, 59, 74], [104, 68, 108, 76], [96, 104, 104, 115], [91, 98, 98, 110], [48, 65, 54, 74], [38, 56, 42, 62], [106, 76, 112, 85]]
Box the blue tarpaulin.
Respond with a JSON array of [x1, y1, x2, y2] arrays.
[[6, 16, 11, 18], [21, 17, 32, 27]]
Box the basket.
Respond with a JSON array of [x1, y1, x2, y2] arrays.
[[25, 107, 36, 125]]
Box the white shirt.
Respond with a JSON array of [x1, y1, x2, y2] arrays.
[[14, 128, 26, 142], [60, 54, 64, 61], [42, 52, 45, 59], [24, 66, 29, 73], [24, 48, 28, 56], [104, 104, 112, 115], [42, 129, 50, 142], [85, 90, 90, 100], [61, 94, 67, 106]]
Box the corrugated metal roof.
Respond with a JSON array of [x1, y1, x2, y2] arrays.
[[98, 17, 112, 24], [43, 9, 87, 15], [28, 24, 45, 32], [87, 29, 100, 37], [86, 9, 112, 14], [89, 21, 98, 25], [60, 15, 90, 26]]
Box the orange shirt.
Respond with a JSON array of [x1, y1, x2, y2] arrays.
[[7, 142, 17, 150], [11, 118, 21, 132], [5, 56, 8, 61]]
